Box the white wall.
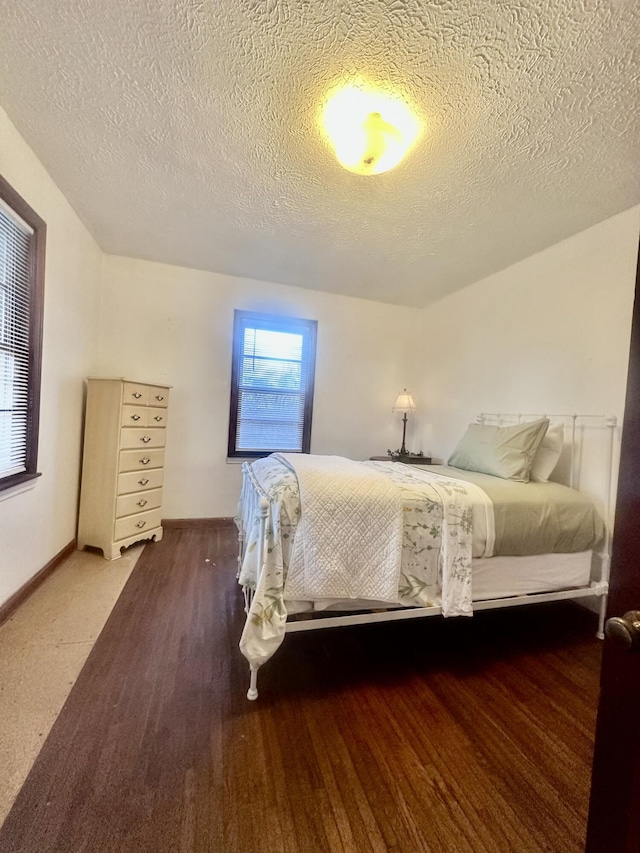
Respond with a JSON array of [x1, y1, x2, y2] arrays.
[[420, 207, 640, 468], [93, 206, 640, 520], [0, 107, 103, 605], [96, 256, 425, 517]]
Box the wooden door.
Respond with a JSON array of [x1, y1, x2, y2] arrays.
[[586, 243, 640, 852]]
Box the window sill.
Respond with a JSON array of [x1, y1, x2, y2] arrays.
[[0, 472, 41, 501]]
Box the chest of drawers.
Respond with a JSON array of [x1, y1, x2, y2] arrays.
[[77, 378, 171, 560]]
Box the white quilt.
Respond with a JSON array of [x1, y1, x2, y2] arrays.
[[275, 453, 404, 603], [237, 455, 487, 668]]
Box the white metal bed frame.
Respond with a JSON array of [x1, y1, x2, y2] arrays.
[[238, 413, 618, 700]]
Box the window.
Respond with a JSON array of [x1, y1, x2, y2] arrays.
[[0, 176, 46, 492], [228, 310, 317, 457]]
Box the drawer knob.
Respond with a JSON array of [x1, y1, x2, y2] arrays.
[[138, 478, 149, 485], [131, 414, 141, 421], [137, 499, 148, 507], [154, 416, 163, 422], [133, 392, 142, 399], [141, 435, 152, 443], [140, 457, 150, 465], [136, 520, 146, 528], [156, 395, 164, 401]]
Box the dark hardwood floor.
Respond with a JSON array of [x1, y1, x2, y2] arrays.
[[0, 525, 601, 852]]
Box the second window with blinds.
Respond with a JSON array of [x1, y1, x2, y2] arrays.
[[228, 310, 317, 458]]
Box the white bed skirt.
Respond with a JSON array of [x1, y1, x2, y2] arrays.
[[284, 550, 594, 614], [471, 550, 592, 600]]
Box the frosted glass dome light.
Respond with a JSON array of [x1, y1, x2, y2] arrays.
[[321, 83, 421, 176]]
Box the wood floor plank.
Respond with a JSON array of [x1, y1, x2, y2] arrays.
[[0, 526, 601, 852]]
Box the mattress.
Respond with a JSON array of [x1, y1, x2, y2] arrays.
[[410, 464, 605, 556]]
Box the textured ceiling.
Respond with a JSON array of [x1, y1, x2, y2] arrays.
[[1, 0, 639, 307]]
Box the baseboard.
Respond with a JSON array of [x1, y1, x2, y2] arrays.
[[0, 539, 76, 628], [161, 518, 235, 529]]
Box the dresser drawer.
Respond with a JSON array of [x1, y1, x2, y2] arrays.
[[120, 406, 167, 428], [119, 448, 165, 473], [120, 427, 166, 450], [149, 386, 169, 408], [121, 405, 147, 427], [116, 488, 163, 519], [147, 407, 168, 427], [123, 382, 150, 406], [117, 468, 164, 495], [114, 508, 162, 541]]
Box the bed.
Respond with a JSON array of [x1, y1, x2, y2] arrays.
[[235, 414, 617, 700]]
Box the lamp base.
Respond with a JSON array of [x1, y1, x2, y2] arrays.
[[400, 413, 408, 455]]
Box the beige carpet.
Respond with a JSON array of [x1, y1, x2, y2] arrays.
[[0, 546, 142, 826]]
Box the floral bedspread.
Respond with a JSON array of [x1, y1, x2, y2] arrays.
[[237, 456, 478, 668]]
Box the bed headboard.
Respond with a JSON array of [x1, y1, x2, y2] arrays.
[[476, 412, 619, 560]]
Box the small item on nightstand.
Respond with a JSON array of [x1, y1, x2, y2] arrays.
[[369, 453, 433, 464], [387, 449, 430, 464], [396, 454, 432, 464]]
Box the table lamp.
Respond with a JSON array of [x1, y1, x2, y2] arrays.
[[392, 389, 416, 455]]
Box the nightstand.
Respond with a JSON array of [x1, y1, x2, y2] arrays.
[[370, 455, 433, 464]]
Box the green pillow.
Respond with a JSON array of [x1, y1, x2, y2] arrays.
[[448, 418, 550, 482]]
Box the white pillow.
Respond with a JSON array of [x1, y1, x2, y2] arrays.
[[530, 423, 564, 483], [447, 418, 549, 482]]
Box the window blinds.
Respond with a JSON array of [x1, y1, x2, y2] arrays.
[[0, 202, 34, 479], [234, 317, 314, 453]]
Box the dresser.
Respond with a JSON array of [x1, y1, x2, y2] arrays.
[[77, 378, 171, 560]]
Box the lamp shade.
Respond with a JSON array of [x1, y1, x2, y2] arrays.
[[392, 389, 416, 413]]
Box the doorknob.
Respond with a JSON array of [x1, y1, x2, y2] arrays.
[[605, 611, 640, 651]]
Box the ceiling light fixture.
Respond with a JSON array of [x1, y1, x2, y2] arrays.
[[321, 83, 420, 176]]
